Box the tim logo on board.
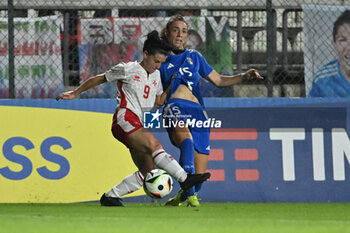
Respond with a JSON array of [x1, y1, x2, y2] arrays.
[[143, 110, 161, 129]]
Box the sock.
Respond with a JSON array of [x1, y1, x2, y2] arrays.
[[179, 139, 195, 199], [106, 171, 144, 198], [152, 148, 187, 182], [179, 138, 195, 174], [195, 183, 202, 193]]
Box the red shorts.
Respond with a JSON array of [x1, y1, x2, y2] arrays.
[[111, 108, 143, 147]]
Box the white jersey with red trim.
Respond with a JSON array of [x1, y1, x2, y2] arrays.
[[105, 61, 163, 122]]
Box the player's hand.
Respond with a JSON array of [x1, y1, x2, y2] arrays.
[[170, 73, 177, 81], [242, 69, 264, 81], [56, 91, 76, 101]]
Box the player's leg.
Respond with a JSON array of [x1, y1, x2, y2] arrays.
[[130, 147, 157, 177], [126, 128, 186, 180], [102, 109, 210, 206], [111, 108, 187, 183], [165, 125, 197, 206], [183, 151, 210, 207], [101, 170, 144, 207], [167, 101, 211, 207], [173, 150, 208, 207], [194, 151, 209, 192], [127, 127, 210, 191], [163, 100, 200, 205], [104, 148, 154, 197], [186, 124, 210, 207], [102, 110, 154, 206], [170, 125, 195, 175], [177, 105, 211, 207], [172, 126, 197, 199], [194, 152, 209, 173], [101, 132, 179, 207], [101, 146, 159, 207], [170, 125, 194, 173]]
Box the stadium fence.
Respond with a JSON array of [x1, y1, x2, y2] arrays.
[[0, 0, 348, 98]]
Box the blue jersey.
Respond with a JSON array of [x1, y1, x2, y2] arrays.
[[159, 49, 213, 106], [308, 60, 350, 97]]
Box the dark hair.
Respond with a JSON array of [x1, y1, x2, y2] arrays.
[[144, 30, 184, 55], [143, 30, 173, 56], [333, 10, 350, 41]]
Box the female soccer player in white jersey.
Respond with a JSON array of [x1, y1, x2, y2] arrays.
[[56, 31, 210, 207], [159, 15, 263, 207]]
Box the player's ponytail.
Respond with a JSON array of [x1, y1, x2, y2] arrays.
[[146, 30, 160, 41], [143, 30, 183, 55]]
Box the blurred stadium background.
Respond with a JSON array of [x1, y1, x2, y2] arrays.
[[0, 0, 348, 98]]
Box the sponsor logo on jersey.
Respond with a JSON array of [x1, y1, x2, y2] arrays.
[[134, 76, 141, 82], [167, 63, 174, 69]]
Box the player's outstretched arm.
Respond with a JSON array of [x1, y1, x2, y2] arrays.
[[154, 73, 176, 108], [242, 69, 264, 81], [155, 82, 173, 108], [155, 93, 167, 109], [207, 69, 263, 87], [56, 74, 107, 101]]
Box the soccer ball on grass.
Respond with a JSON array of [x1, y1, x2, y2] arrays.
[[143, 169, 173, 199]]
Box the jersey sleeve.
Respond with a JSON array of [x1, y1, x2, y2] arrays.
[[196, 51, 214, 78], [104, 63, 126, 82], [308, 84, 321, 97], [308, 77, 326, 97], [159, 62, 172, 91], [156, 80, 163, 96]]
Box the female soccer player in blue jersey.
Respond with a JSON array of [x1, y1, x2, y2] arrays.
[[160, 15, 263, 207]]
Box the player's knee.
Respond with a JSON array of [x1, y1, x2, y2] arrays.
[[147, 139, 163, 154], [171, 132, 192, 147]]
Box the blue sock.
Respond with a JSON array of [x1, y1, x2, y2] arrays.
[[195, 183, 202, 193], [179, 138, 195, 201]]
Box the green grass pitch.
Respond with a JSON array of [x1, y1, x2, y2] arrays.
[[0, 202, 349, 233]]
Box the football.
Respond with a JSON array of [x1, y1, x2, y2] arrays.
[[143, 169, 173, 199]]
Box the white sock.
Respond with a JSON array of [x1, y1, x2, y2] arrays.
[[152, 149, 187, 182], [106, 171, 144, 198]]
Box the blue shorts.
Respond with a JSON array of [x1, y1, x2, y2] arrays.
[[163, 98, 210, 155]]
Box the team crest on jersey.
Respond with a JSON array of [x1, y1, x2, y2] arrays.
[[134, 76, 141, 82], [186, 57, 193, 65], [153, 80, 158, 87]]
